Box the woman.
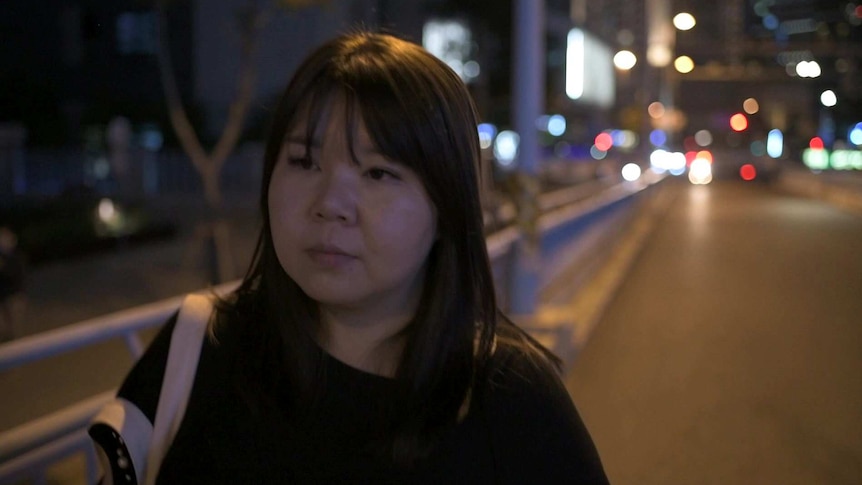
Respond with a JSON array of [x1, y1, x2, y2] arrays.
[[91, 31, 608, 484]]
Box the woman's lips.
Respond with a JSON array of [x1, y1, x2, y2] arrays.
[[306, 246, 356, 268]]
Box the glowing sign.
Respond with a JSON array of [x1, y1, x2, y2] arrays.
[[566, 28, 615, 107]]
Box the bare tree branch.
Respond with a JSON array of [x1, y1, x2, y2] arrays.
[[155, 1, 208, 173]]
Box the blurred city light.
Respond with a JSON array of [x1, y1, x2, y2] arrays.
[[649, 129, 667, 147], [477, 123, 497, 150], [494, 130, 519, 167], [647, 44, 673, 68], [696, 150, 713, 164], [694, 129, 713, 147], [138, 124, 163, 151], [688, 158, 713, 185], [651, 149, 686, 175], [423, 20, 478, 82], [810, 136, 825, 149], [763, 14, 779, 30], [590, 145, 608, 160], [849, 123, 862, 146], [98, 199, 117, 223], [730, 113, 748, 132], [566, 28, 615, 107], [673, 12, 696, 31], [685, 151, 698, 165], [820, 90, 837, 107], [463, 60, 480, 79], [611, 129, 638, 149], [803, 148, 829, 170], [795, 60, 822, 78], [767, 129, 784, 158], [740, 164, 757, 181], [830, 150, 862, 170], [613, 50, 637, 70], [547, 115, 566, 136], [674, 56, 694, 73], [743, 98, 760, 114], [621, 163, 642, 182], [648, 102, 666, 119], [594, 132, 613, 151], [800, 149, 862, 171]]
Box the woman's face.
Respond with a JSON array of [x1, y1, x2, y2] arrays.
[[268, 103, 437, 324]]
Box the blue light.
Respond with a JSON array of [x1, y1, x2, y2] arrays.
[[649, 129, 667, 147], [767, 129, 783, 158], [478, 123, 497, 150], [849, 123, 862, 146], [547, 115, 566, 136], [763, 14, 779, 30]]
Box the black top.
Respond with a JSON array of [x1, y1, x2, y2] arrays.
[[92, 314, 608, 484]]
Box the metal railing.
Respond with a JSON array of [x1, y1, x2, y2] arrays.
[[0, 173, 664, 484], [0, 282, 239, 484]]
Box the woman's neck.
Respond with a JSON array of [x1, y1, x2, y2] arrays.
[[316, 307, 409, 377]]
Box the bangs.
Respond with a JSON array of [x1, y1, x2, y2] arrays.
[[285, 78, 432, 177]]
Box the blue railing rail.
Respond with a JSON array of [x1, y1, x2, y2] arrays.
[[0, 172, 665, 484]]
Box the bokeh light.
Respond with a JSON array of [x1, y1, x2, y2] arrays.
[[594, 132, 613, 151], [740, 164, 757, 181], [730, 113, 748, 132], [547, 115, 567, 136], [767, 129, 784, 158], [477, 123, 497, 150], [743, 98, 759, 114], [649, 129, 667, 147], [694, 129, 713, 147], [621, 163, 642, 182], [674, 56, 695, 73], [673, 12, 696, 31], [849, 123, 862, 146], [613, 50, 637, 70], [494, 130, 519, 166], [648, 102, 665, 119], [688, 158, 713, 185]]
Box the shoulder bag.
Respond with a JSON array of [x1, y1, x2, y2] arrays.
[[89, 293, 213, 485]]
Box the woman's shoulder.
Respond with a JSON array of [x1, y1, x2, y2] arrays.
[[472, 322, 609, 484], [483, 322, 564, 396]]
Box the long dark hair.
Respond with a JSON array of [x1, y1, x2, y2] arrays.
[[218, 31, 548, 464]]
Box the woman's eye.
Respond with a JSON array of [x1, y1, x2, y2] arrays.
[[287, 155, 316, 170], [366, 168, 398, 181]]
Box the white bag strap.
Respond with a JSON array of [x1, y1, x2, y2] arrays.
[[144, 293, 213, 485], [90, 397, 153, 485]]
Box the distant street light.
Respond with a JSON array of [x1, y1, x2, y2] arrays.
[[614, 50, 637, 70], [673, 12, 696, 31], [820, 90, 837, 107], [674, 55, 694, 73]]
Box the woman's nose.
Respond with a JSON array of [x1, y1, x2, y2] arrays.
[[312, 167, 357, 223]]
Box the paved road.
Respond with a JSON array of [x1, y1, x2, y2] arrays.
[[567, 180, 862, 484]]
